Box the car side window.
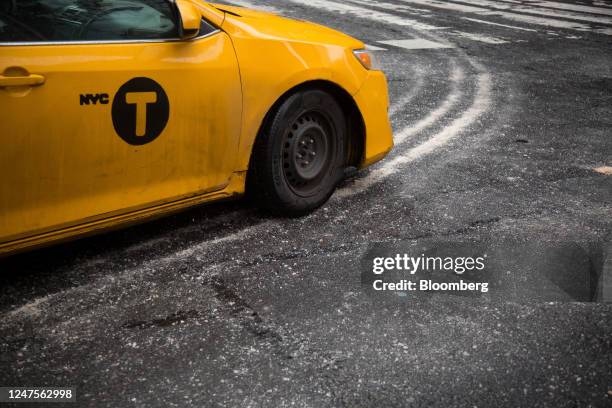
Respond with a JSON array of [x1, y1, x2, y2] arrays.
[[0, 0, 181, 43]]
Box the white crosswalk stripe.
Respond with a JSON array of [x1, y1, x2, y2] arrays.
[[461, 17, 538, 32], [365, 44, 388, 51], [592, 1, 612, 8], [342, 0, 607, 42], [497, 0, 612, 17], [228, 0, 612, 37], [283, 0, 447, 30], [448, 31, 510, 44], [442, 0, 612, 26], [378, 39, 454, 49], [393, 0, 612, 36], [340, 0, 539, 42]]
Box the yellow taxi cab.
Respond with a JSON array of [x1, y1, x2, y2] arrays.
[[0, 0, 393, 255]]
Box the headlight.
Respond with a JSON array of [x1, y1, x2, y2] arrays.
[[353, 49, 381, 71]]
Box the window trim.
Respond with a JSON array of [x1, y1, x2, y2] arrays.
[[0, 0, 220, 48], [0, 27, 220, 46]]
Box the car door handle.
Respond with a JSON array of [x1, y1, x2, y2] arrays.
[[0, 74, 45, 87]]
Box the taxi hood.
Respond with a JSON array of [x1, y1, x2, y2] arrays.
[[210, 3, 365, 49]]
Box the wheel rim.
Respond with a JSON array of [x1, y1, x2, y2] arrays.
[[282, 111, 336, 197]]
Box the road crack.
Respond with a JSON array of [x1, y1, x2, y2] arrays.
[[206, 275, 282, 342]]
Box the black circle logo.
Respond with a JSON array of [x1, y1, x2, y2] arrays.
[[111, 77, 169, 145]]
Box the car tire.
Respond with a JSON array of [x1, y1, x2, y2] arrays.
[[247, 88, 346, 215]]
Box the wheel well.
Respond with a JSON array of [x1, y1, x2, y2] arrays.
[[249, 80, 365, 171]]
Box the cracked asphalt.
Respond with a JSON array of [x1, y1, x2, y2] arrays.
[[1, 0, 611, 406]]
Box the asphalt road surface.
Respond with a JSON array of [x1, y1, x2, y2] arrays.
[[1, 0, 611, 407]]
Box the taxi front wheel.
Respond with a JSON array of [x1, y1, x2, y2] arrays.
[[247, 89, 346, 215]]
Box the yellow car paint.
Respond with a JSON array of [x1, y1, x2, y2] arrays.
[[353, 71, 394, 167], [0, 0, 393, 256], [177, 0, 206, 38]]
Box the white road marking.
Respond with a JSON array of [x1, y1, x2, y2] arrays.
[[338, 70, 491, 195], [225, 0, 281, 13], [284, 0, 448, 30], [393, 65, 464, 145], [449, 31, 510, 44], [395, 0, 612, 35], [388, 67, 425, 118], [593, 1, 612, 8], [595, 28, 612, 36], [444, 0, 612, 26], [498, 0, 612, 17], [365, 44, 388, 51], [249, 0, 611, 36], [399, 0, 490, 14], [335, 63, 471, 198], [395, 70, 490, 155], [499, 13, 599, 32], [381, 34, 510, 48], [461, 17, 538, 32], [346, 0, 440, 17], [378, 38, 454, 49]]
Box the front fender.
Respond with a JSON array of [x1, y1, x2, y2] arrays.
[[222, 16, 369, 170]]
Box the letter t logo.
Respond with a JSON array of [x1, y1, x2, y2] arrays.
[[125, 92, 157, 137]]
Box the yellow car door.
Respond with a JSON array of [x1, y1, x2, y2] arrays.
[[0, 0, 241, 245]]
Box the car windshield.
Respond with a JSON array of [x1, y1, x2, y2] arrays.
[[0, 0, 179, 42]]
